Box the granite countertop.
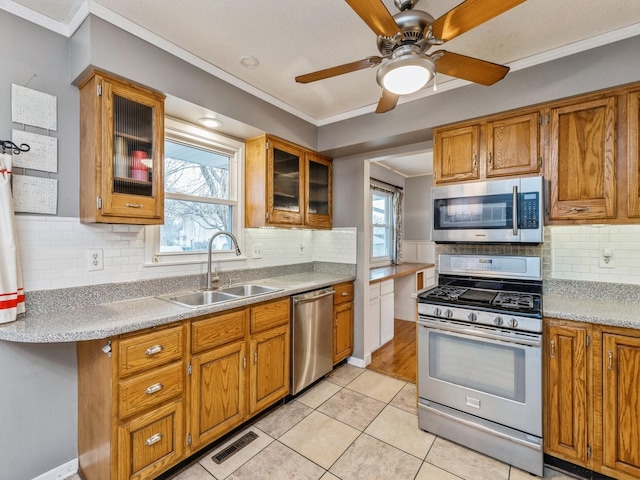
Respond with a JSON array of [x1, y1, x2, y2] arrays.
[[543, 279, 640, 330], [0, 270, 354, 344], [369, 262, 434, 284]]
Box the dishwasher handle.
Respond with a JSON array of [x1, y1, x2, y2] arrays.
[[293, 289, 335, 305]]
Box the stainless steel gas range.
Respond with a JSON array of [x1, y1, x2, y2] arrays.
[[417, 254, 543, 476]]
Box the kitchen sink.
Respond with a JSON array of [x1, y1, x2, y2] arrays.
[[219, 284, 282, 297], [157, 284, 282, 308], [157, 290, 239, 308]]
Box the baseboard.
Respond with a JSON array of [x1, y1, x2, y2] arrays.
[[32, 458, 78, 480], [347, 356, 368, 368]]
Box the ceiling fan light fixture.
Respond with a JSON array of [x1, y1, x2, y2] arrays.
[[376, 54, 435, 95]]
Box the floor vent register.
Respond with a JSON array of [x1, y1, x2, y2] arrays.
[[212, 431, 259, 464]]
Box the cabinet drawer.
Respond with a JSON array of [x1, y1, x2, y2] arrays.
[[250, 298, 290, 334], [119, 325, 184, 377], [192, 309, 246, 353], [119, 361, 184, 419], [334, 282, 354, 305], [380, 279, 394, 295], [369, 283, 381, 299], [118, 399, 184, 480]]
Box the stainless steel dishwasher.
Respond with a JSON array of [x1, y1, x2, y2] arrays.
[[291, 287, 335, 395]]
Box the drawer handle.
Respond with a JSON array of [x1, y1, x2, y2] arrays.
[[125, 203, 143, 208], [145, 383, 163, 395], [569, 206, 591, 212], [342, 291, 348, 296], [145, 344, 163, 356], [253, 351, 257, 365], [145, 433, 163, 446]]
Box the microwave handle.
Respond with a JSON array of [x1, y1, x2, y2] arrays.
[[513, 185, 519, 236]]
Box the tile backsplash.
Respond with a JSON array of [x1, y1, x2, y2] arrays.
[[15, 215, 357, 292]]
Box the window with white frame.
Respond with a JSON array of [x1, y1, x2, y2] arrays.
[[145, 118, 244, 265], [371, 187, 394, 264]]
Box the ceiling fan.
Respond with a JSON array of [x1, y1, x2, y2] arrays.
[[295, 0, 527, 113]]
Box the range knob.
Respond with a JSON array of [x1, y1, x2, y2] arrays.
[[444, 309, 454, 318], [508, 318, 519, 328], [467, 312, 477, 322], [494, 316, 504, 326], [433, 307, 442, 317]]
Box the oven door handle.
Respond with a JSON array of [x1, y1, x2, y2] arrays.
[[419, 321, 541, 348]]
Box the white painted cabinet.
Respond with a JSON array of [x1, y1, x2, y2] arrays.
[[394, 267, 435, 321], [369, 279, 394, 351]]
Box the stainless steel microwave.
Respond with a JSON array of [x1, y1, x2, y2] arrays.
[[432, 176, 543, 244]]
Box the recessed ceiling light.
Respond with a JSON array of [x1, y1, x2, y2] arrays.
[[198, 117, 223, 128], [240, 56, 260, 69]]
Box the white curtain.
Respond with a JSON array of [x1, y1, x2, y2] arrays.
[[0, 153, 25, 323]]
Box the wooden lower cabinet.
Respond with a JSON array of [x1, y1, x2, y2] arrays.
[[544, 318, 640, 480], [78, 297, 291, 480], [333, 282, 354, 364]]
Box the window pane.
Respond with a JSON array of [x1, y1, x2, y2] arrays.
[[164, 140, 230, 199], [372, 226, 389, 258], [372, 192, 389, 224], [161, 199, 232, 252]]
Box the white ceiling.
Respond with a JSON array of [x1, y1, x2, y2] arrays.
[[5, 0, 640, 177]]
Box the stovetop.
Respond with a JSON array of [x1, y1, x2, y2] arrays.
[[418, 274, 543, 324]]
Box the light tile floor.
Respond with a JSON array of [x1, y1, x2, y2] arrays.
[[69, 365, 578, 480]]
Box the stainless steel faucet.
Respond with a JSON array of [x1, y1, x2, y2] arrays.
[[205, 231, 242, 290]]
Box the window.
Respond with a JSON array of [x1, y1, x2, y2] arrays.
[[371, 188, 394, 264], [145, 118, 244, 265]]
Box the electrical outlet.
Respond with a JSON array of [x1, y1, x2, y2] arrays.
[[298, 242, 305, 255], [87, 249, 104, 271], [252, 244, 263, 259], [599, 248, 615, 269]]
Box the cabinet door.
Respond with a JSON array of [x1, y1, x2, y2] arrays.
[[545, 322, 589, 466], [267, 138, 305, 226], [190, 341, 246, 450], [627, 90, 640, 218], [380, 292, 394, 346], [80, 72, 165, 224], [249, 324, 290, 415], [486, 113, 540, 178], [334, 301, 353, 364], [305, 152, 332, 228], [602, 333, 640, 478], [547, 97, 616, 220], [117, 398, 184, 480], [434, 125, 479, 184]]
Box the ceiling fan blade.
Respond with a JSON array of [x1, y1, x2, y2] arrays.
[[375, 89, 400, 114], [345, 0, 401, 37], [434, 51, 509, 86], [295, 56, 382, 84], [431, 0, 526, 42]]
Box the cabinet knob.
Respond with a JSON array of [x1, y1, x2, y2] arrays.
[[145, 344, 163, 356], [145, 383, 163, 395], [144, 433, 163, 446]]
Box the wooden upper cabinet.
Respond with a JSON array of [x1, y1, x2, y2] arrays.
[[547, 96, 616, 221], [305, 151, 333, 228], [433, 124, 479, 184], [79, 70, 165, 224], [245, 135, 332, 229], [486, 112, 540, 178], [627, 90, 640, 218]]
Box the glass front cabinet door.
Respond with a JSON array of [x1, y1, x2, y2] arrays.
[[268, 138, 305, 226], [79, 71, 165, 224], [305, 152, 332, 228]]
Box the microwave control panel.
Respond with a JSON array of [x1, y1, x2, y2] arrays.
[[520, 193, 539, 229]]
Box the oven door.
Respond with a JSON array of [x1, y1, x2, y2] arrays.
[[418, 317, 542, 436]]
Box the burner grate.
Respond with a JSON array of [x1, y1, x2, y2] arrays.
[[493, 292, 534, 310]]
